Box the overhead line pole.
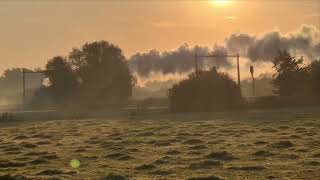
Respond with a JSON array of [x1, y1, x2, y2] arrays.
[[22, 69, 26, 107], [21, 70, 53, 108]]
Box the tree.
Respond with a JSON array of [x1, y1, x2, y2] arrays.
[[45, 56, 77, 104], [272, 50, 312, 103], [308, 60, 320, 102], [69, 41, 135, 108], [168, 67, 242, 112]]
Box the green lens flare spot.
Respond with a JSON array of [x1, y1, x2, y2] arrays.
[[70, 159, 81, 169]]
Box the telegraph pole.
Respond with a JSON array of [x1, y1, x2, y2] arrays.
[[194, 51, 199, 73], [250, 65, 255, 97], [22, 69, 26, 107], [21, 69, 53, 108], [237, 53, 241, 88]]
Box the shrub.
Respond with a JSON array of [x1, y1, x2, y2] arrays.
[[168, 67, 242, 112]]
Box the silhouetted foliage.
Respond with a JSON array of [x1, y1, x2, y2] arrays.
[[26, 41, 136, 109], [272, 50, 313, 104], [307, 60, 320, 102], [168, 67, 242, 112], [271, 50, 320, 105], [45, 56, 77, 104], [68, 41, 135, 108]]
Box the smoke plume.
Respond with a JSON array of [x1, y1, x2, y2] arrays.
[[129, 24, 319, 79], [128, 43, 231, 78], [227, 24, 320, 61]]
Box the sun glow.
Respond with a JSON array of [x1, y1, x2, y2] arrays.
[[210, 0, 233, 7]]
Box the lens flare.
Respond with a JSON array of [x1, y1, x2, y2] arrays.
[[70, 159, 81, 169], [210, 0, 233, 7]]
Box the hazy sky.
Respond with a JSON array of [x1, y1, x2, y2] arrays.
[[0, 0, 319, 73]]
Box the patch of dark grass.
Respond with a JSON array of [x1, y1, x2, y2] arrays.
[[29, 158, 49, 165], [312, 152, 320, 158], [41, 154, 58, 160], [254, 141, 268, 145], [2, 147, 21, 152], [74, 148, 86, 153], [0, 161, 27, 168], [150, 169, 172, 175], [24, 151, 48, 156], [13, 135, 28, 140], [108, 133, 122, 138], [176, 132, 192, 137], [14, 157, 31, 161], [260, 128, 278, 133], [306, 140, 320, 147], [206, 151, 236, 161], [0, 175, 27, 180], [266, 175, 277, 179], [295, 148, 308, 152], [102, 173, 127, 180], [188, 175, 222, 180], [106, 153, 133, 161], [144, 140, 156, 144], [159, 156, 173, 161], [295, 127, 307, 132], [252, 150, 275, 157], [154, 140, 172, 146], [166, 150, 180, 155], [117, 155, 134, 161], [127, 148, 139, 152], [182, 139, 204, 145], [154, 158, 170, 165], [188, 151, 202, 155], [307, 161, 320, 166], [135, 164, 156, 171], [190, 145, 207, 150], [20, 143, 37, 149], [106, 153, 125, 159], [271, 141, 294, 148], [36, 169, 63, 176], [278, 153, 299, 159], [278, 126, 290, 130], [289, 134, 301, 139], [189, 160, 222, 169], [228, 165, 266, 171], [36, 141, 51, 145], [136, 132, 154, 137]]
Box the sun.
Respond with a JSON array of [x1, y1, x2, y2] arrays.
[[210, 0, 233, 7]]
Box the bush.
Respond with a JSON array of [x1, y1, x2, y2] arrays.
[[168, 67, 242, 112], [272, 50, 320, 105]]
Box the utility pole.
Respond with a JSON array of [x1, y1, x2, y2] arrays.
[[237, 53, 241, 88], [22, 69, 26, 107], [194, 51, 199, 73], [250, 65, 255, 97], [21, 69, 53, 108]]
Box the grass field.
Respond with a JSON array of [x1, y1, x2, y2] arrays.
[[1, 107, 320, 179]]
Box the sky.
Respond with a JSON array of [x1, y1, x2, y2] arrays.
[[0, 0, 319, 75]]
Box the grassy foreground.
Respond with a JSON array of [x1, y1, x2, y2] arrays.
[[1, 107, 320, 179]]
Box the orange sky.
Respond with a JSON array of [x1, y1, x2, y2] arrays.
[[0, 0, 319, 73]]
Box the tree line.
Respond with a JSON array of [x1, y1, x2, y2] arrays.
[[0, 41, 135, 109], [168, 50, 320, 112], [0, 40, 319, 112]]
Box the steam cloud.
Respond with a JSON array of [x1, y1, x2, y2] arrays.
[[129, 24, 320, 77], [129, 43, 230, 77]]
